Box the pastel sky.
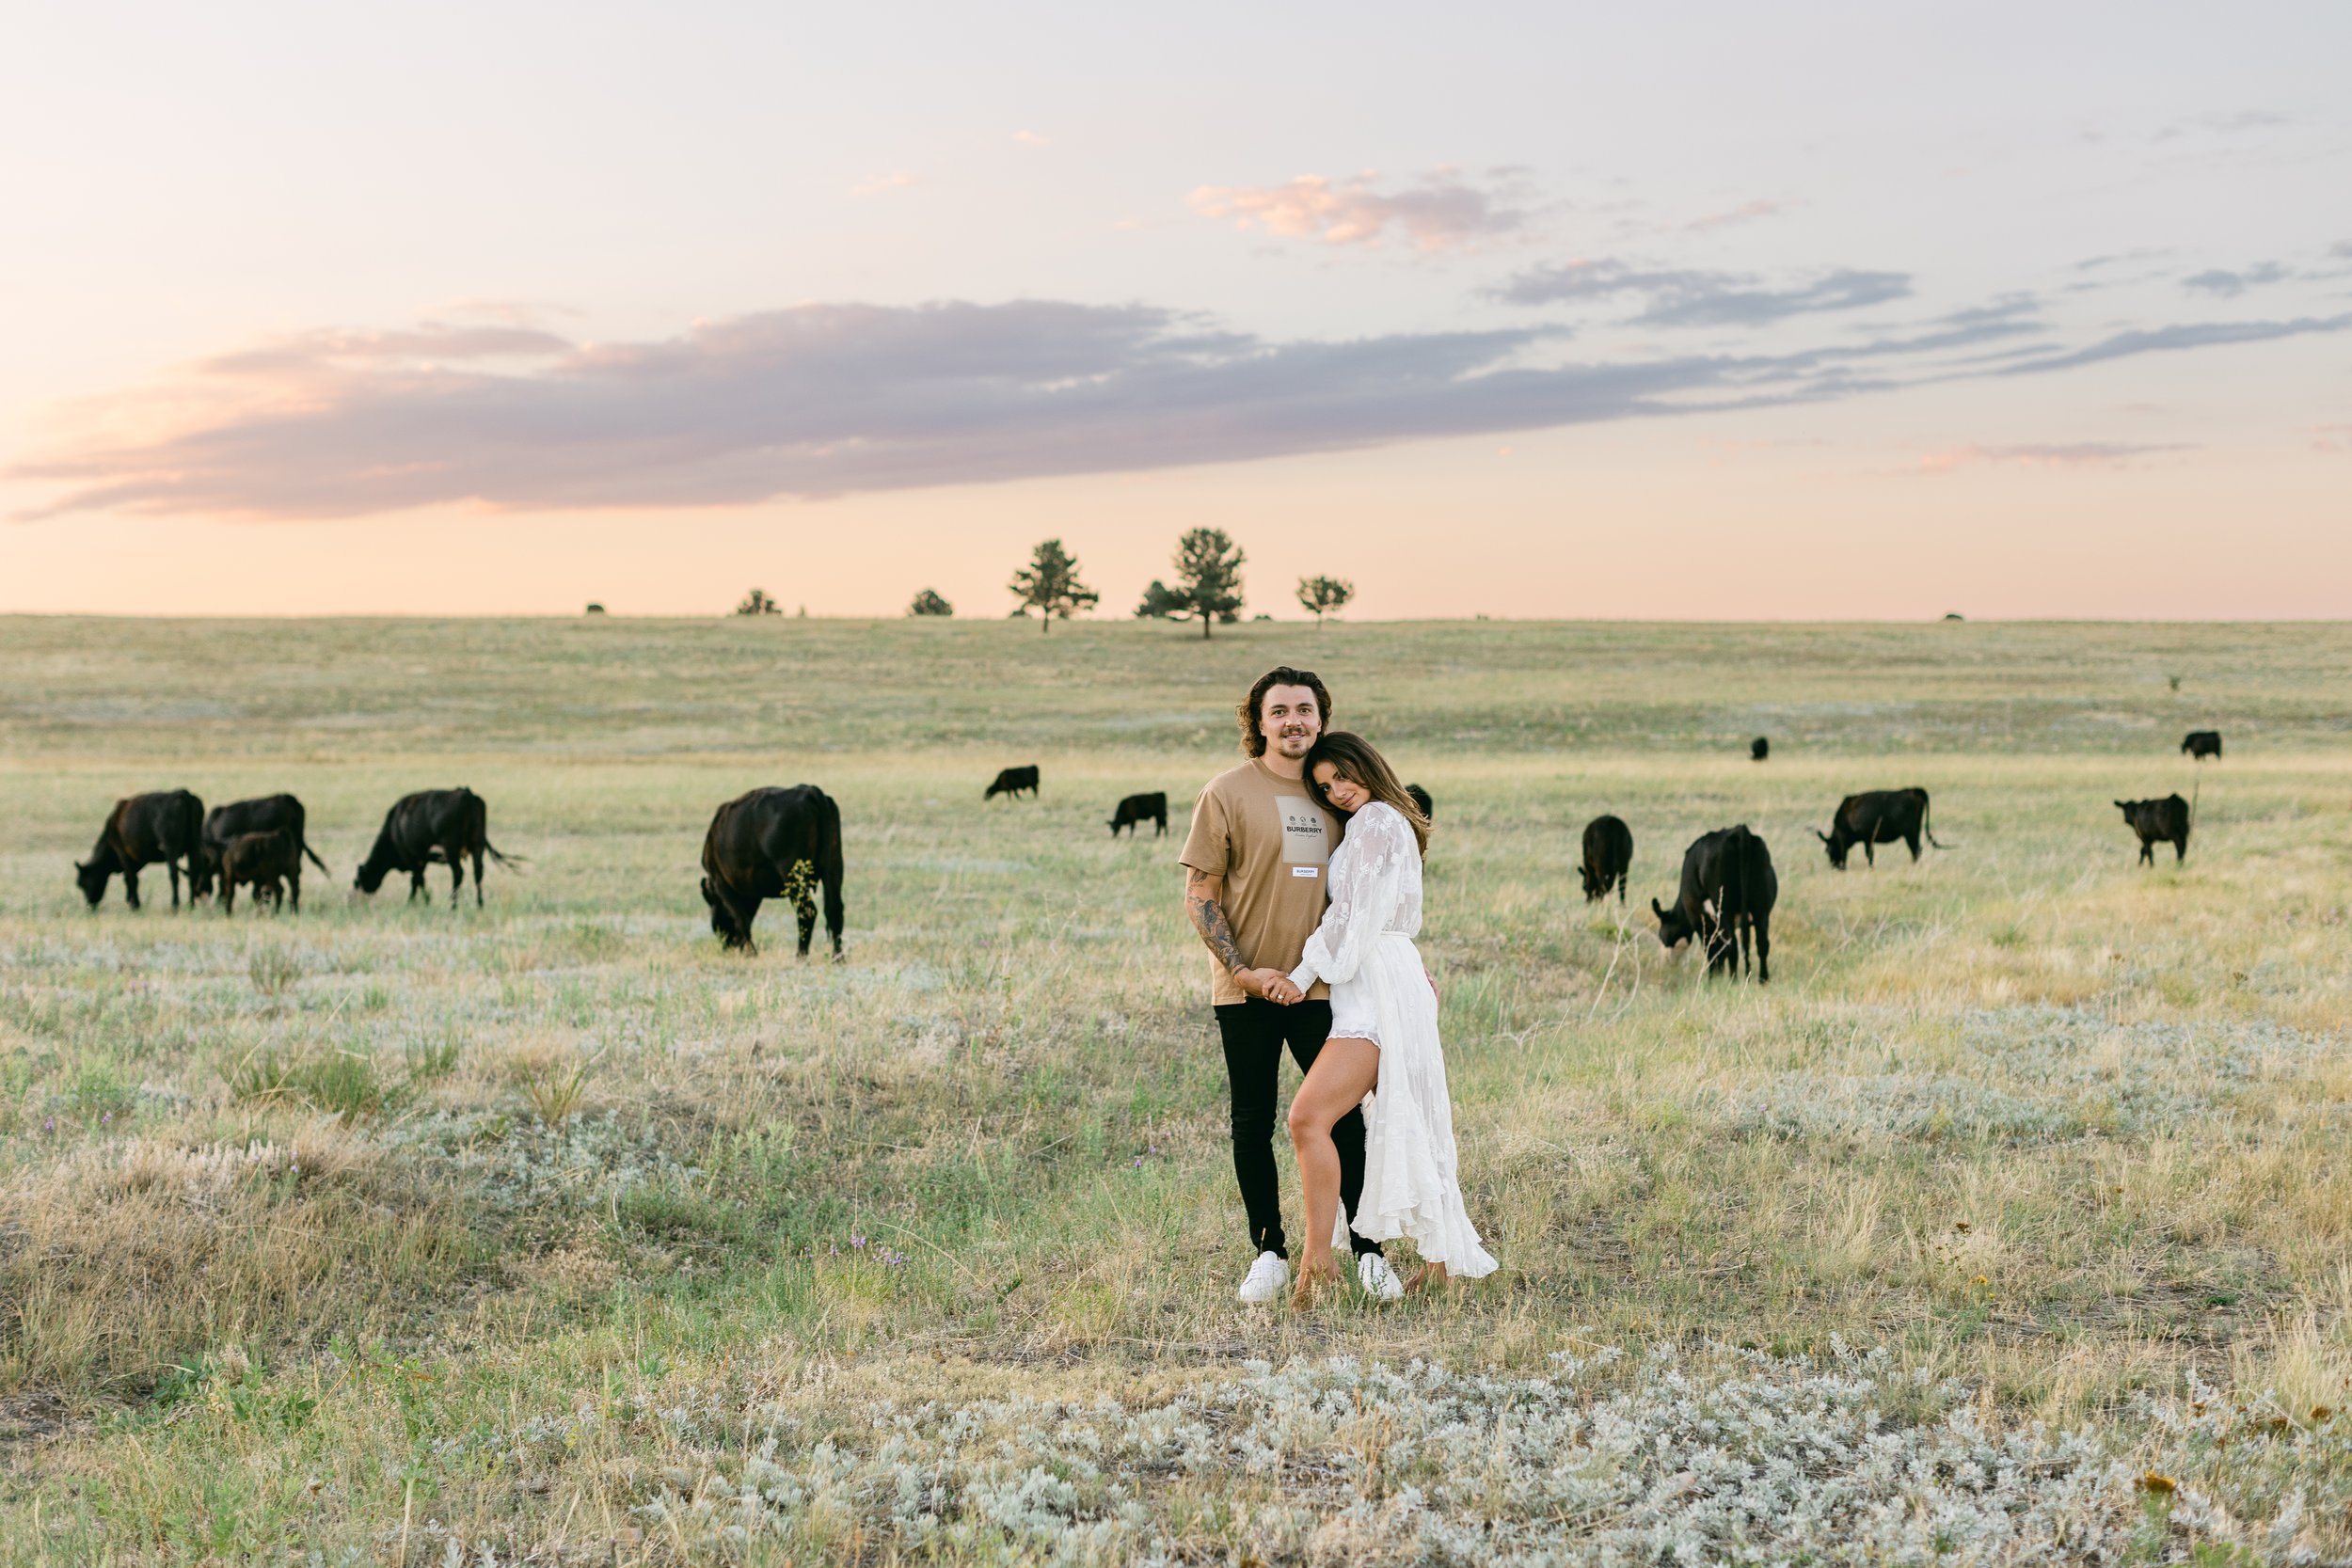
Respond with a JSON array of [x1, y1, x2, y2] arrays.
[[3, 1, 2347, 619]]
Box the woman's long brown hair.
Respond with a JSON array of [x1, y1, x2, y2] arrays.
[[1303, 731, 1429, 857]]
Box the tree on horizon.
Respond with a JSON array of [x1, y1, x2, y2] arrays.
[[734, 588, 782, 616], [1008, 539, 1099, 632], [1136, 528, 1246, 640], [1296, 574, 1354, 629], [908, 588, 954, 617]]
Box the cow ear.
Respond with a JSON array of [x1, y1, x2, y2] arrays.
[[1649, 897, 1664, 917], [1815, 830, 1830, 843]]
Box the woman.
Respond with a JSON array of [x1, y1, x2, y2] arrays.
[[1277, 731, 1496, 1306]]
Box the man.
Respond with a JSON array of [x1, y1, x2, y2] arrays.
[[1179, 665, 1402, 1304]]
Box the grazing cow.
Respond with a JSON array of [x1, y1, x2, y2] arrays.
[[2116, 795, 2191, 864], [1405, 783, 1435, 820], [1108, 791, 1168, 837], [700, 784, 846, 957], [1652, 825, 1777, 983], [1580, 815, 1634, 903], [2181, 731, 2222, 761], [986, 765, 1041, 801], [219, 830, 301, 915], [193, 793, 328, 898], [354, 788, 517, 907], [1817, 787, 1940, 870], [1751, 737, 1770, 762], [75, 790, 204, 910]]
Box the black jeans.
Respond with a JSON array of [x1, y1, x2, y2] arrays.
[[1215, 998, 1381, 1261]]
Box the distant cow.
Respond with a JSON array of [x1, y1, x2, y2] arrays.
[[75, 790, 204, 910], [354, 788, 517, 907], [2116, 795, 2191, 864], [986, 765, 1041, 801], [1652, 825, 1777, 983], [2181, 731, 2222, 761], [1580, 815, 1634, 903], [219, 830, 301, 915], [701, 784, 846, 957], [1751, 737, 1770, 762], [1817, 787, 1941, 870], [194, 793, 327, 899], [1405, 783, 1435, 820], [1108, 791, 1168, 837]]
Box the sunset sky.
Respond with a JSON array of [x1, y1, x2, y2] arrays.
[[4, 2, 2346, 619]]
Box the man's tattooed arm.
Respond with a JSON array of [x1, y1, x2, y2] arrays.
[[1184, 867, 1248, 974]]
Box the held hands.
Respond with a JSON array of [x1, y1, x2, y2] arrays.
[[1238, 967, 1305, 1006]]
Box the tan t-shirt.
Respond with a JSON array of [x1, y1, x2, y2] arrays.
[[1178, 757, 1338, 1006]]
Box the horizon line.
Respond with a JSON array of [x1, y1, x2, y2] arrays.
[[5, 611, 2349, 627]]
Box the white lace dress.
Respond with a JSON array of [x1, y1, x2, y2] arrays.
[[1289, 800, 1497, 1276]]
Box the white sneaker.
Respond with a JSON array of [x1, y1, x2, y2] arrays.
[[1236, 1250, 1290, 1303], [1357, 1253, 1405, 1303]]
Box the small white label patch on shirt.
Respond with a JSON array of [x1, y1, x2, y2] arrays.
[[1292, 865, 1319, 878]]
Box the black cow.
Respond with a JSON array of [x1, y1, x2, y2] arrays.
[[1751, 737, 1770, 762], [986, 765, 1041, 801], [701, 785, 846, 957], [354, 788, 517, 907], [1817, 787, 1940, 870], [2181, 731, 2222, 761], [1405, 783, 1435, 820], [193, 793, 328, 898], [1652, 825, 1777, 982], [1108, 791, 1168, 837], [75, 790, 204, 910], [2116, 795, 2191, 864], [220, 830, 301, 915], [1580, 815, 1633, 902]]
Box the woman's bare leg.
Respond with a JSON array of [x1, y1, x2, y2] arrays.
[[1406, 1261, 1451, 1294], [1287, 1037, 1380, 1307]]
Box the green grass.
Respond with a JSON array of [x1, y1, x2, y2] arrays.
[[1, 615, 2349, 1563]]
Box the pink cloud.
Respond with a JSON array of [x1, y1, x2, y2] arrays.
[[1188, 171, 1523, 251], [1684, 198, 1786, 232], [1914, 441, 2190, 474], [2312, 423, 2352, 452]]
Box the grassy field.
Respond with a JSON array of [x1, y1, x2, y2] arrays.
[[2, 616, 2349, 1564]]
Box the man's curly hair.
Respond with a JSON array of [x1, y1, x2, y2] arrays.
[[1237, 666, 1332, 757]]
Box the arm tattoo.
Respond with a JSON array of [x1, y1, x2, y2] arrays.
[[1184, 869, 1248, 974]]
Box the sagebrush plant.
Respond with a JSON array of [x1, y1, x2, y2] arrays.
[[246, 944, 303, 998], [1, 617, 2349, 1563]]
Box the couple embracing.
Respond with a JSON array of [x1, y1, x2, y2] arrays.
[[1180, 665, 1496, 1309]]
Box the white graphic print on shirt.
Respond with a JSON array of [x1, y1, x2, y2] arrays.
[[1277, 796, 1329, 867]]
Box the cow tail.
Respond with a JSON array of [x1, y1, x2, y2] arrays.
[[1922, 793, 1942, 849], [464, 789, 524, 869], [1726, 824, 1750, 968], [818, 792, 846, 891]]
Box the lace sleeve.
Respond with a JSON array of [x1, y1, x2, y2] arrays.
[[1290, 804, 1411, 990]]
